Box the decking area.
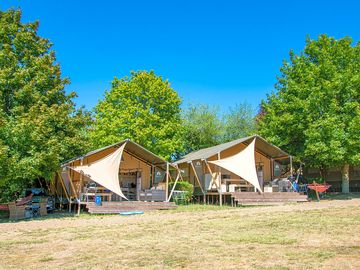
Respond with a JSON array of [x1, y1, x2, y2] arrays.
[[86, 201, 177, 214], [231, 192, 308, 205]]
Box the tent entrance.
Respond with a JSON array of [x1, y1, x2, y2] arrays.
[[119, 170, 140, 201]]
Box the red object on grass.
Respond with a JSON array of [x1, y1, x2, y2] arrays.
[[307, 183, 331, 193], [0, 205, 9, 211]]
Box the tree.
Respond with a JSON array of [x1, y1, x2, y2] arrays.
[[90, 70, 183, 160], [222, 102, 255, 142], [181, 104, 223, 154], [0, 9, 91, 201], [258, 34, 360, 193]]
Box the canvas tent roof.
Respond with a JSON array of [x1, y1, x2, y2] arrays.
[[61, 139, 172, 201], [175, 134, 289, 164], [62, 139, 169, 168]]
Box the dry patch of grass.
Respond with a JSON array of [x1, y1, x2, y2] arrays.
[[0, 200, 359, 270]]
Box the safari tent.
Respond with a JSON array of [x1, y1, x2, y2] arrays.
[[175, 135, 307, 205], [53, 139, 180, 213]]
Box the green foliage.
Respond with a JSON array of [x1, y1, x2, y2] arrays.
[[90, 70, 183, 160], [222, 102, 255, 142], [0, 9, 91, 202], [181, 103, 255, 154], [169, 181, 194, 203], [307, 176, 325, 184], [181, 104, 222, 153], [258, 35, 360, 171]]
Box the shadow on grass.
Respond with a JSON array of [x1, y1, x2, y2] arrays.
[[0, 204, 265, 222], [0, 210, 97, 224]]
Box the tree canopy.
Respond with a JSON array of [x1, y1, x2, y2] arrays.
[[222, 103, 255, 142], [0, 9, 91, 201], [258, 34, 360, 192], [181, 103, 255, 154], [181, 104, 223, 154], [90, 70, 183, 160]]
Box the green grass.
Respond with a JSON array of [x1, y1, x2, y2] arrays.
[[322, 193, 360, 200]]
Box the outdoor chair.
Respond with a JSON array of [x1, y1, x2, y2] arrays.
[[172, 191, 188, 205]]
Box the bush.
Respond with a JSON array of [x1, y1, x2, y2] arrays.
[[169, 181, 194, 204], [307, 177, 325, 184]]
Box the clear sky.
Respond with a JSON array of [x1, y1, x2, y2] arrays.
[[1, 0, 360, 113]]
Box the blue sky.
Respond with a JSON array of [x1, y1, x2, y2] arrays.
[[2, 1, 360, 113]]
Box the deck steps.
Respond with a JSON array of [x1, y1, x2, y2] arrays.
[[231, 192, 308, 205], [86, 201, 177, 214]]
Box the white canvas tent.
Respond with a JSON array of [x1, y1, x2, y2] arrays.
[[208, 138, 262, 193], [69, 142, 128, 200], [55, 139, 184, 214]]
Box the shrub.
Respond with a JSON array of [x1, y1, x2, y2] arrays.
[[169, 181, 194, 204]]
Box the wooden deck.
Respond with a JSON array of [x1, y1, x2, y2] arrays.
[[86, 201, 177, 214], [231, 192, 308, 205]]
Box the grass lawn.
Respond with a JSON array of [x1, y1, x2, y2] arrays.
[[0, 199, 359, 270]]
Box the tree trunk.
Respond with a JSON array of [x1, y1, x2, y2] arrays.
[[319, 166, 328, 182], [341, 164, 350, 193]]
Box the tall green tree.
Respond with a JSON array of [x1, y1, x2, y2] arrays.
[[258, 35, 360, 192], [90, 70, 183, 160], [181, 104, 223, 154], [222, 102, 255, 142], [0, 9, 91, 201]]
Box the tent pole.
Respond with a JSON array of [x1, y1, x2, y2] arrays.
[[67, 169, 78, 206], [204, 160, 220, 189], [189, 161, 206, 204], [165, 162, 169, 201], [77, 158, 84, 216], [217, 152, 223, 207], [168, 168, 181, 202], [151, 164, 154, 188], [57, 172, 71, 211]]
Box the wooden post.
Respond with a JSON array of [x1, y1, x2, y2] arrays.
[[217, 152, 222, 207], [67, 170, 78, 205], [151, 164, 154, 187], [77, 158, 84, 215], [165, 162, 169, 201], [57, 172, 71, 212]]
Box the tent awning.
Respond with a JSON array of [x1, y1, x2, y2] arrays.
[[208, 138, 262, 193], [69, 142, 128, 200]]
